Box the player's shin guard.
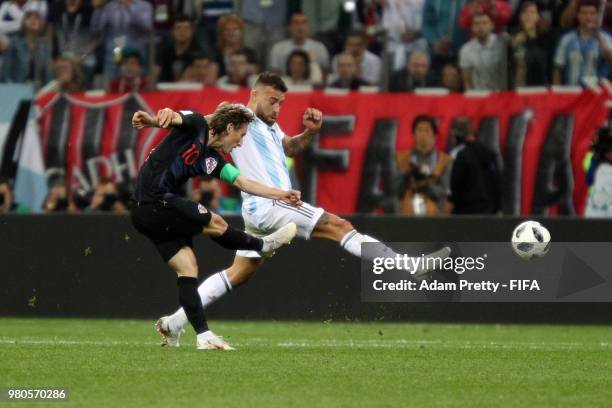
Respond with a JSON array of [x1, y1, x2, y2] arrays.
[[211, 228, 263, 251], [168, 271, 232, 332], [177, 276, 209, 334], [340, 229, 397, 259]]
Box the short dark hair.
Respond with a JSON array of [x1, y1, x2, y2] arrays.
[[471, 11, 492, 22], [289, 12, 307, 23], [0, 177, 10, 187], [254, 72, 288, 92], [209, 104, 255, 135], [286, 49, 311, 80], [577, 0, 599, 12], [174, 14, 194, 25], [119, 46, 143, 64], [412, 115, 438, 135], [346, 30, 367, 41]]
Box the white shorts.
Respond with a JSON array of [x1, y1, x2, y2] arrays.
[[236, 199, 325, 258]]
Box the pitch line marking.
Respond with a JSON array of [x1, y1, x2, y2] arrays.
[[0, 338, 608, 350]]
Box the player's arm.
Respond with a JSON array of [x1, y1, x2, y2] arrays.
[[282, 108, 323, 157], [217, 163, 302, 205], [132, 108, 206, 131]]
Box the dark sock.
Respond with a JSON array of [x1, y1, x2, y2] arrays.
[[211, 228, 263, 251], [177, 276, 208, 334]]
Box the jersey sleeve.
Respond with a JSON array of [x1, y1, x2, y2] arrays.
[[175, 110, 207, 133]]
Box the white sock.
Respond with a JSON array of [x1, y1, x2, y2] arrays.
[[340, 230, 451, 274], [340, 229, 397, 260], [167, 270, 232, 332]]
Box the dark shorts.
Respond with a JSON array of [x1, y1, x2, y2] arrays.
[[130, 196, 212, 262]]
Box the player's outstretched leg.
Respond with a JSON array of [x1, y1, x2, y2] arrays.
[[205, 213, 297, 254], [163, 246, 234, 350], [165, 196, 296, 253], [311, 212, 451, 278]]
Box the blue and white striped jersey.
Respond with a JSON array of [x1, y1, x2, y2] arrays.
[[230, 110, 291, 212]]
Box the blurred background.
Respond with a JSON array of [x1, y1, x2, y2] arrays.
[[0, 0, 610, 217]]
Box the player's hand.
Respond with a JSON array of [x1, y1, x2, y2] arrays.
[[157, 108, 176, 129], [302, 108, 323, 132], [279, 189, 302, 206], [132, 110, 156, 129]]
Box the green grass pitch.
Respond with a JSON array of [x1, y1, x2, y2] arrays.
[[1, 318, 611, 407]]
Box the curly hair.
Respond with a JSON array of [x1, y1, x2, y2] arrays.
[[208, 104, 254, 135]]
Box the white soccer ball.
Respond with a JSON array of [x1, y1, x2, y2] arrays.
[[511, 220, 551, 260]]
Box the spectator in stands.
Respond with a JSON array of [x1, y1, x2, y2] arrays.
[[585, 128, 612, 217], [150, 0, 199, 34], [49, 0, 96, 85], [331, 31, 382, 85], [0, 0, 48, 36], [191, 175, 222, 212], [180, 51, 218, 85], [108, 47, 148, 93], [268, 13, 329, 79], [327, 52, 369, 90], [37, 53, 84, 96], [301, 0, 346, 54], [510, 1, 555, 87], [91, 0, 153, 79], [155, 15, 202, 83], [0, 177, 29, 213], [449, 118, 500, 214], [459, 12, 510, 91], [2, 10, 53, 89], [511, 0, 564, 30], [389, 50, 435, 92], [239, 0, 287, 67], [382, 0, 430, 71], [281, 49, 320, 88], [441, 63, 464, 92], [216, 50, 256, 87], [422, 0, 470, 69], [87, 177, 128, 213], [396, 115, 450, 215], [42, 179, 77, 213], [553, 0, 612, 85], [459, 0, 512, 33], [559, 0, 612, 32], [196, 0, 234, 52], [212, 14, 257, 77]]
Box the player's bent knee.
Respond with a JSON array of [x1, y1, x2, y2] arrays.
[[176, 265, 198, 278], [202, 213, 228, 237]]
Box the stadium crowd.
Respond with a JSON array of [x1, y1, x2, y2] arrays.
[[0, 0, 610, 216], [0, 0, 608, 93]]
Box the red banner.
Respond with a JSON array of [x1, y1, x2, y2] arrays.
[[37, 88, 610, 215]]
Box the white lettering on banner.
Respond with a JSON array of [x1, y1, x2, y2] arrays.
[[45, 149, 137, 192], [111, 149, 137, 183]]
